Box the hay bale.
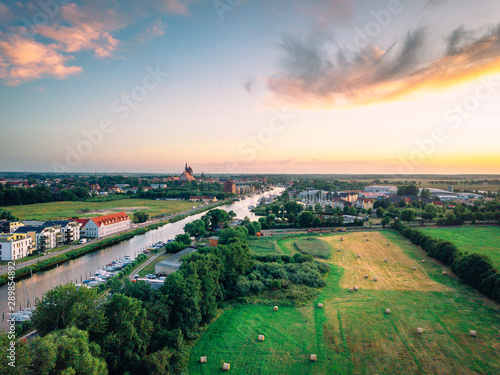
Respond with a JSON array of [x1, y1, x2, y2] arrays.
[[442, 271, 447, 276], [318, 303, 324, 308], [387, 243, 390, 246], [223, 363, 230, 371], [354, 286, 359, 291], [340, 237, 344, 241], [421, 260, 426, 263], [357, 255, 361, 258], [200, 356, 207, 363], [337, 248, 341, 252], [412, 267, 416, 271], [417, 328, 423, 334], [310, 354, 317, 362], [273, 306, 279, 312], [373, 277, 378, 281], [364, 275, 368, 279], [349, 288, 354, 293], [258, 335, 265, 341], [366, 239, 369, 242], [470, 330, 477, 337], [385, 309, 391, 314], [384, 259, 388, 263]]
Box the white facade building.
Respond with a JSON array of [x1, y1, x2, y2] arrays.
[[83, 212, 131, 238], [365, 186, 398, 195], [0, 234, 32, 261]]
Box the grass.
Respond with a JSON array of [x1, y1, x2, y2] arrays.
[[138, 252, 172, 277], [188, 229, 500, 375], [420, 226, 500, 269], [3, 199, 202, 221], [294, 238, 331, 259], [248, 237, 283, 256]]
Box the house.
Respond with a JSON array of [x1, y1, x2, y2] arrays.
[[43, 220, 81, 244], [365, 186, 398, 195], [356, 198, 376, 210], [338, 192, 359, 202], [155, 247, 198, 275], [81, 212, 131, 238], [14, 226, 57, 252], [342, 215, 363, 224], [209, 236, 219, 246], [0, 221, 25, 234], [331, 197, 354, 210], [0, 233, 32, 261]]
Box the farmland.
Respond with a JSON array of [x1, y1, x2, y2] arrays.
[[421, 226, 500, 269], [3, 199, 202, 221], [189, 230, 500, 374]]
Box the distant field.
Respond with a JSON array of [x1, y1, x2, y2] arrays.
[[189, 231, 500, 375], [421, 226, 500, 269], [3, 199, 202, 221]]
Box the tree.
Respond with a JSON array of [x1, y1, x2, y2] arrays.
[[33, 284, 106, 340], [175, 233, 191, 246], [423, 204, 438, 220], [398, 185, 419, 196], [376, 207, 385, 218], [0, 333, 32, 374], [133, 211, 150, 223], [218, 226, 248, 245], [420, 188, 431, 199], [30, 327, 107, 375], [401, 209, 416, 223], [102, 294, 152, 374], [206, 209, 229, 227], [381, 217, 391, 228], [298, 211, 315, 227], [183, 219, 207, 237]]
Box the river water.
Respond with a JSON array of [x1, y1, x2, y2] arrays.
[[0, 188, 283, 330]]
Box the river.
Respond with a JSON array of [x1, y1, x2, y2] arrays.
[[0, 188, 284, 330]]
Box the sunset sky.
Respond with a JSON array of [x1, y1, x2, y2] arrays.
[[1, 0, 500, 174]]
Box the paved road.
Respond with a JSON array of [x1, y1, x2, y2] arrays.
[[0, 201, 222, 277], [129, 251, 169, 280]]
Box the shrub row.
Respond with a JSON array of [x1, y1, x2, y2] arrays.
[[393, 221, 500, 303]]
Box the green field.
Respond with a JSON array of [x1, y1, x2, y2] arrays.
[[138, 252, 171, 277], [189, 230, 500, 374], [293, 237, 331, 259], [3, 199, 202, 221], [421, 226, 500, 269]]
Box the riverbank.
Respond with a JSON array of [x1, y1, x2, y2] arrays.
[[0, 198, 234, 286]]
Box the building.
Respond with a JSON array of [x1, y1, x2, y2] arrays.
[[81, 212, 131, 238], [356, 198, 376, 210], [0, 221, 25, 234], [189, 196, 217, 202], [43, 220, 81, 244], [155, 247, 198, 275], [223, 179, 236, 194], [209, 236, 219, 246], [0, 233, 32, 261], [338, 192, 359, 202], [365, 186, 398, 195], [179, 163, 196, 183], [14, 226, 57, 252]]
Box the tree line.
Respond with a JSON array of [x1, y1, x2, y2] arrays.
[[393, 221, 500, 303]]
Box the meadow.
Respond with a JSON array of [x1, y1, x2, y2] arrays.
[[3, 199, 201, 221], [421, 226, 500, 269], [189, 230, 500, 374]]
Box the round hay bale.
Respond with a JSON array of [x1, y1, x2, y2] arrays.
[[295, 237, 298, 240], [387, 243, 390, 246], [310, 354, 317, 362], [318, 303, 324, 308], [320, 234, 323, 237], [373, 277, 378, 282], [366, 239, 369, 242], [258, 335, 265, 341], [354, 286, 359, 291], [442, 271, 447, 276], [349, 288, 354, 293], [200, 356, 207, 363], [341, 237, 344, 241], [364, 234, 367, 237], [470, 330, 477, 337], [385, 308, 391, 314], [357, 255, 361, 258], [364, 275, 368, 279], [412, 267, 416, 271], [384, 259, 388, 263], [337, 249, 341, 252], [223, 363, 230, 371], [273, 306, 279, 312], [417, 328, 423, 334], [421, 260, 426, 263]]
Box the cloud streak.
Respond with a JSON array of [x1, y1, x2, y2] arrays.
[[267, 24, 500, 109]]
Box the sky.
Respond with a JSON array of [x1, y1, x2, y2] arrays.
[[0, 0, 500, 175]]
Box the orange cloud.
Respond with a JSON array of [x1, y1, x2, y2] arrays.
[[267, 26, 500, 109], [0, 36, 81, 86], [163, 0, 189, 16]]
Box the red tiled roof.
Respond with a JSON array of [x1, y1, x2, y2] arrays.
[[74, 218, 90, 226], [90, 212, 130, 227]]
